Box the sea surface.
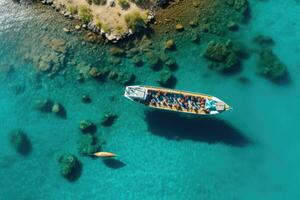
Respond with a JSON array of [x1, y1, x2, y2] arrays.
[[0, 0, 300, 199]]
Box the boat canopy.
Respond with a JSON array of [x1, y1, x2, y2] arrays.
[[124, 86, 148, 101]]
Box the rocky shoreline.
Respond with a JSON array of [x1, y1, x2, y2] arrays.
[[38, 0, 155, 42]]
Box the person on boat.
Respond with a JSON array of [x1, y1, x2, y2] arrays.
[[184, 102, 189, 110], [150, 99, 156, 106], [175, 104, 181, 110], [162, 97, 168, 106], [178, 98, 184, 108]]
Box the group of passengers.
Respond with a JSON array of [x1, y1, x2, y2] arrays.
[[147, 90, 210, 113]]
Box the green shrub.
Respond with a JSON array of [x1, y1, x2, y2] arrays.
[[93, 0, 107, 5], [66, 4, 78, 15], [124, 11, 147, 31], [115, 26, 125, 35], [95, 18, 102, 29], [78, 5, 93, 24], [130, 0, 151, 6], [101, 23, 111, 33], [118, 0, 130, 9]]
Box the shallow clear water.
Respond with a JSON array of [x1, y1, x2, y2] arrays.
[[0, 0, 300, 199]]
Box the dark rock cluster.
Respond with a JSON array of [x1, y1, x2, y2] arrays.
[[157, 68, 176, 88], [101, 112, 117, 127], [35, 98, 66, 118], [252, 35, 288, 82], [204, 40, 240, 72], [256, 48, 287, 80], [78, 134, 101, 156], [57, 154, 81, 181], [225, 0, 248, 14], [9, 130, 32, 156]]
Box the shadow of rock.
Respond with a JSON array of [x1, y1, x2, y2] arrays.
[[271, 71, 292, 86], [222, 62, 243, 76], [66, 161, 82, 182], [243, 3, 252, 23], [144, 110, 252, 147], [103, 158, 126, 169], [236, 76, 251, 84], [56, 105, 67, 119], [9, 130, 32, 156], [18, 139, 32, 156], [161, 75, 177, 89]]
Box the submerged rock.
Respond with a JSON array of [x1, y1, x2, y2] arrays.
[[204, 41, 230, 62], [75, 25, 81, 30], [146, 52, 162, 71], [76, 73, 85, 83], [58, 154, 81, 180], [227, 21, 239, 31], [175, 23, 184, 31], [108, 57, 122, 66], [226, 0, 248, 13], [52, 103, 61, 113], [89, 67, 100, 78], [89, 67, 108, 80], [110, 47, 126, 57], [189, 20, 198, 27], [27, 37, 67, 75], [191, 33, 200, 43], [79, 120, 96, 133], [101, 112, 117, 126], [157, 68, 173, 87], [35, 99, 53, 113], [132, 55, 144, 67], [204, 40, 239, 72], [83, 32, 102, 43], [256, 48, 287, 79], [9, 130, 32, 156], [109, 71, 135, 85], [160, 55, 178, 71], [63, 27, 71, 33], [51, 102, 67, 118], [253, 35, 275, 47], [165, 39, 176, 50], [78, 134, 101, 156], [81, 95, 92, 103]]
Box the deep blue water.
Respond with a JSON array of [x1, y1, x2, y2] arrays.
[[1, 0, 300, 199]]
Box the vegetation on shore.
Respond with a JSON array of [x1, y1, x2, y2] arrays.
[[124, 11, 148, 31], [118, 0, 130, 9], [78, 5, 93, 24], [47, 0, 153, 41]]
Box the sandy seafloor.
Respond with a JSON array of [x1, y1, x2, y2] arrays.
[[0, 0, 300, 199]]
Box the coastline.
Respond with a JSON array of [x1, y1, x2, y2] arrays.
[[33, 0, 248, 43], [39, 0, 156, 42]]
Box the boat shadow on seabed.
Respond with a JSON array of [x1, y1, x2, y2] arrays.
[[144, 110, 252, 147]]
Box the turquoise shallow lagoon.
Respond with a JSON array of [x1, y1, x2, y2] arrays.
[[1, 0, 300, 199]]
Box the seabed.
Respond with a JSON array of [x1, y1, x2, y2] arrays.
[[0, 0, 300, 199]]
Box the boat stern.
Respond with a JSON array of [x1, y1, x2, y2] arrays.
[[124, 85, 148, 102]]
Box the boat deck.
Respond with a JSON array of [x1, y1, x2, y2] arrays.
[[144, 86, 214, 115]]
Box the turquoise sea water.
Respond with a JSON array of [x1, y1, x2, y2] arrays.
[[1, 0, 300, 199]]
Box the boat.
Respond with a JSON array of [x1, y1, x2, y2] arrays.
[[124, 85, 232, 115], [93, 152, 117, 158]]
